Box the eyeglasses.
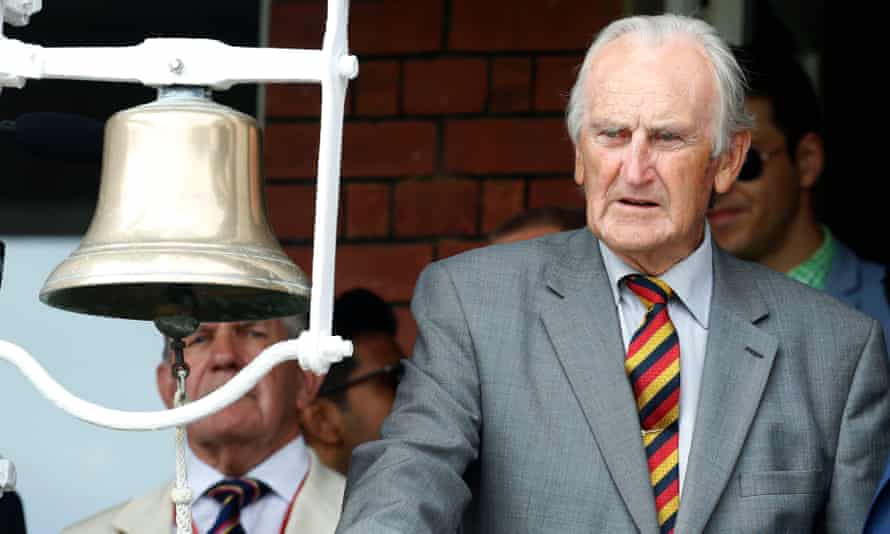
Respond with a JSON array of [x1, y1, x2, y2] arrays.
[[318, 360, 404, 397], [737, 146, 785, 182]]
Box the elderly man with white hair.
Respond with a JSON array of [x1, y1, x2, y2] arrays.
[[334, 13, 890, 534]]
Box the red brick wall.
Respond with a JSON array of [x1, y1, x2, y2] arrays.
[[265, 0, 623, 353]]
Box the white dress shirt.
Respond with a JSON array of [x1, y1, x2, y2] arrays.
[[599, 225, 714, 494], [181, 435, 310, 534]]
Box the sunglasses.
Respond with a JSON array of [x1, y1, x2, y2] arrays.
[[318, 360, 405, 397], [737, 146, 784, 182]]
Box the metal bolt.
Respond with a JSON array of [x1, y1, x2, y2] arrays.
[[169, 58, 184, 75]]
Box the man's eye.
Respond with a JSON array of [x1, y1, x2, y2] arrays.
[[654, 131, 681, 142], [247, 330, 268, 339], [596, 129, 626, 142], [186, 335, 208, 347]]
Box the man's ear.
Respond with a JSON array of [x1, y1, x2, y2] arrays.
[[715, 130, 751, 194], [794, 132, 824, 189], [299, 400, 344, 446], [573, 147, 586, 187], [156, 361, 175, 410], [297, 370, 324, 410]]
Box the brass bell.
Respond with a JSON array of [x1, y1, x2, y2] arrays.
[[40, 87, 310, 323]]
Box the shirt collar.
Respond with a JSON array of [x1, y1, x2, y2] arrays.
[[787, 225, 836, 290], [186, 435, 310, 502], [599, 224, 713, 328]]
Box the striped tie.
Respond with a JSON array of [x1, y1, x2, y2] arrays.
[[206, 478, 269, 534], [624, 275, 680, 534]]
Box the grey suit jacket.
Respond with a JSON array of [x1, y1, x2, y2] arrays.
[[64, 448, 344, 534], [336, 229, 890, 534]]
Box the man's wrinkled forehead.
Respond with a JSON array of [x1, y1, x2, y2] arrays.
[[585, 34, 717, 130]]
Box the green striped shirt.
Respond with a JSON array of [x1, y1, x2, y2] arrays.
[[787, 227, 835, 291]]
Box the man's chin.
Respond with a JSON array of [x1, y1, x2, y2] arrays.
[[599, 230, 668, 255], [192, 412, 262, 440]]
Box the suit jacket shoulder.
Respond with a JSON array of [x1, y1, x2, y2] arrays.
[[735, 247, 880, 347], [61, 481, 172, 534]]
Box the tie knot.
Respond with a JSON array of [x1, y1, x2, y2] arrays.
[[625, 275, 673, 307], [206, 477, 269, 509]]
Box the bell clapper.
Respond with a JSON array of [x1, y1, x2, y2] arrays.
[[169, 337, 189, 392], [154, 315, 198, 534]]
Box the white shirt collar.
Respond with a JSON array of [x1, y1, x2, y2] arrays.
[[186, 435, 310, 502], [598, 224, 713, 328]]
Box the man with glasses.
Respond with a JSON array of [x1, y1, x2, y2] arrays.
[[708, 46, 890, 344], [300, 288, 406, 476]]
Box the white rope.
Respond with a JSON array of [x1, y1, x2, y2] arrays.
[[172, 379, 193, 534]]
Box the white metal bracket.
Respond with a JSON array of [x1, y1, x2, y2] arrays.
[[0, 0, 41, 27]]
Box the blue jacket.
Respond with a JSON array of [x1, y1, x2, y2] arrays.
[[866, 460, 890, 533], [824, 240, 890, 345], [830, 241, 890, 533]]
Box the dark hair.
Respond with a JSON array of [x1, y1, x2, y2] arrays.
[[733, 45, 822, 158], [332, 288, 398, 340], [490, 207, 586, 242], [320, 288, 398, 405]]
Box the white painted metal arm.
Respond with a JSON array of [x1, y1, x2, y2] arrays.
[[0, 38, 357, 90], [0, 334, 351, 431], [309, 0, 351, 343]]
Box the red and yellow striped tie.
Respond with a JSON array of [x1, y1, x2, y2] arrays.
[[624, 275, 680, 534]]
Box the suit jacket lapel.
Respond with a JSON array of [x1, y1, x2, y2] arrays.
[[674, 248, 778, 533], [111, 481, 174, 533], [541, 230, 659, 534]]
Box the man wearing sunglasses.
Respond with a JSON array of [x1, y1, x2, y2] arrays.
[[300, 288, 406, 476], [708, 46, 890, 534], [708, 46, 890, 345]]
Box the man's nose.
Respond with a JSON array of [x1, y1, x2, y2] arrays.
[[208, 328, 241, 366], [622, 133, 654, 184]]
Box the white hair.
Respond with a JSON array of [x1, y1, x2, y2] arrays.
[[566, 13, 753, 157]]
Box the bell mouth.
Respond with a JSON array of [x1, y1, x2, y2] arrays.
[[42, 282, 307, 323], [40, 242, 310, 322]]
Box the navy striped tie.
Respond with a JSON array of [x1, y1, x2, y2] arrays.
[[206, 478, 269, 534]]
